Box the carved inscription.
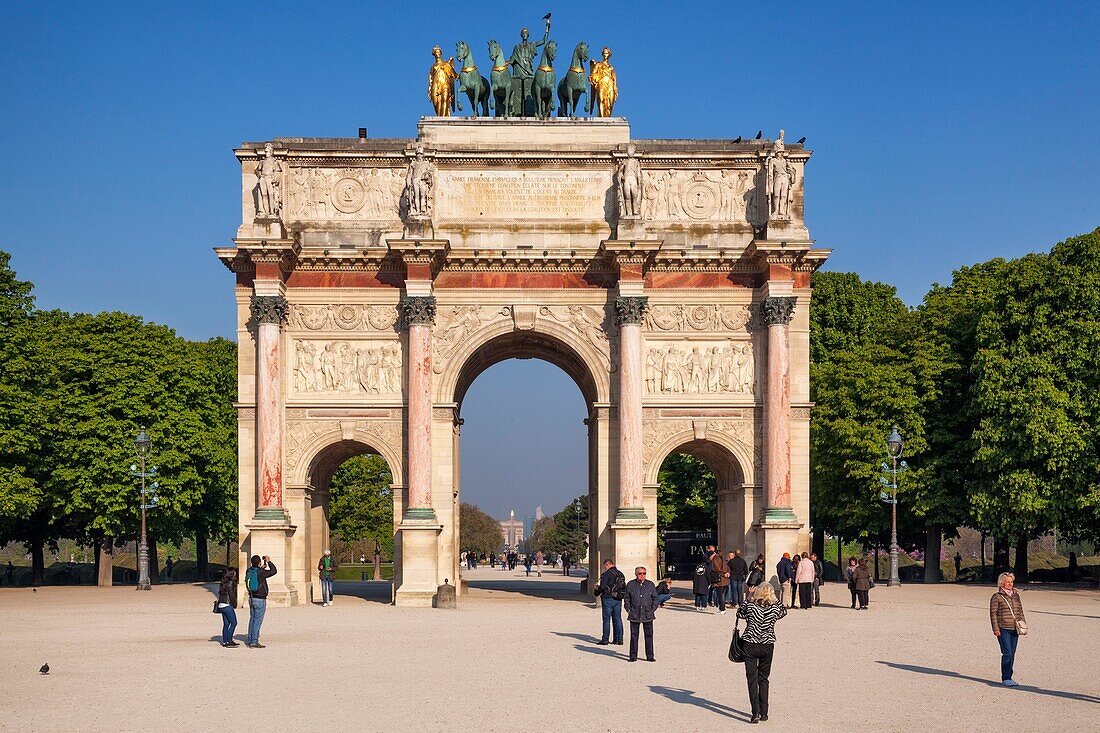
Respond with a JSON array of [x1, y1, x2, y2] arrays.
[[645, 342, 754, 396], [437, 171, 611, 220], [292, 340, 401, 396]]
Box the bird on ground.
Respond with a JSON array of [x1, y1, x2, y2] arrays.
[[755, 130, 762, 139], [733, 136, 742, 143], [40, 663, 49, 675], [32, 588, 36, 593], [796, 136, 806, 144]]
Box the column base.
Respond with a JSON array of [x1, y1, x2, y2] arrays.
[[613, 506, 649, 523], [244, 516, 299, 607], [253, 505, 291, 522], [758, 515, 804, 571], [763, 506, 797, 523], [611, 519, 656, 578], [403, 507, 439, 522], [394, 519, 443, 608]]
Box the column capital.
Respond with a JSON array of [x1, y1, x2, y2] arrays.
[[614, 295, 649, 326], [760, 296, 796, 326], [250, 294, 289, 325], [401, 295, 437, 328]]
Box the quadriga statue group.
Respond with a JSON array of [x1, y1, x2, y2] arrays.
[[428, 14, 618, 119]]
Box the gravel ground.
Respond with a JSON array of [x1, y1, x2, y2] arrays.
[[1, 570, 1097, 732]]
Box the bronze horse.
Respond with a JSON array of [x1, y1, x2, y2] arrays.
[[455, 41, 490, 117], [487, 39, 521, 117], [557, 42, 589, 118]]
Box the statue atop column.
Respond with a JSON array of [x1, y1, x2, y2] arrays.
[[767, 130, 797, 220], [254, 142, 282, 220], [617, 143, 642, 219], [587, 46, 618, 117], [508, 14, 551, 116]]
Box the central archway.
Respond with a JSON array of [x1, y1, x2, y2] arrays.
[[441, 326, 612, 594]]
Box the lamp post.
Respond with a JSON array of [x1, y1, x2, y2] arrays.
[[131, 427, 159, 591], [881, 425, 906, 588]]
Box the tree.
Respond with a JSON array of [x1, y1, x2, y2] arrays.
[[527, 516, 555, 553], [460, 503, 503, 557], [0, 252, 50, 583], [968, 230, 1100, 576], [329, 454, 394, 558], [542, 495, 589, 560]]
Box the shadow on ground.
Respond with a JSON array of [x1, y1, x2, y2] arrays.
[[466, 578, 591, 603], [876, 661, 1100, 704], [331, 580, 393, 604], [648, 686, 749, 720]]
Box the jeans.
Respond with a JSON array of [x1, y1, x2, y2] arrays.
[[218, 605, 237, 644], [247, 597, 267, 645], [856, 589, 869, 608], [656, 592, 673, 606], [997, 628, 1019, 681], [601, 597, 623, 643], [813, 578, 821, 605], [713, 588, 726, 612], [728, 580, 745, 606], [694, 593, 707, 608], [629, 620, 654, 660], [321, 577, 334, 604], [743, 641, 774, 717]]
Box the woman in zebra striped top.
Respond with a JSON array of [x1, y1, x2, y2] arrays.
[[735, 581, 788, 722]]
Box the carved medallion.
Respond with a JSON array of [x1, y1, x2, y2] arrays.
[[330, 177, 366, 213], [682, 179, 720, 220]]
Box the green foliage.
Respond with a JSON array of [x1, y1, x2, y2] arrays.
[[656, 453, 717, 536], [968, 230, 1100, 544], [527, 515, 555, 552], [460, 502, 505, 556], [0, 252, 44, 532], [329, 454, 394, 557], [809, 272, 909, 366], [541, 495, 589, 559]]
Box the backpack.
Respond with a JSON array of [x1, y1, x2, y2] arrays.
[[609, 572, 627, 600], [246, 566, 260, 593]]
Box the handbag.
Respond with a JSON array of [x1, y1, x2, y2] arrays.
[[212, 599, 221, 614], [728, 617, 745, 663], [1000, 593, 1028, 635]]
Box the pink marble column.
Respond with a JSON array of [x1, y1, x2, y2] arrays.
[[615, 296, 648, 520], [251, 294, 288, 518], [402, 296, 437, 520], [761, 296, 796, 522]]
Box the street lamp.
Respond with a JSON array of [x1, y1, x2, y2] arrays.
[[880, 425, 907, 588], [130, 426, 159, 591]]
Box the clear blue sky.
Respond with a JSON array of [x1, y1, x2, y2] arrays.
[[2, 2, 1097, 519]]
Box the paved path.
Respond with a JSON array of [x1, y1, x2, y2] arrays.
[[0, 580, 1096, 732]]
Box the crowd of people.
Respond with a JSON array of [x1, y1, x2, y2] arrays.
[[212, 545, 1032, 721]]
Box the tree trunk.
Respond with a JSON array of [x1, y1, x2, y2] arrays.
[[147, 533, 160, 583], [873, 545, 880, 582], [30, 539, 46, 586], [993, 537, 1010, 576], [97, 537, 114, 587], [923, 525, 943, 583], [811, 526, 825, 560], [196, 531, 209, 582], [836, 534, 843, 583], [979, 531, 987, 581], [1013, 536, 1029, 583]]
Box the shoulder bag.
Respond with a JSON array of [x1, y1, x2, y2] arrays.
[[728, 615, 745, 663], [1000, 593, 1028, 635]]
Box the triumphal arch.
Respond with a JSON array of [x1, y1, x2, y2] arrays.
[[217, 114, 828, 606]]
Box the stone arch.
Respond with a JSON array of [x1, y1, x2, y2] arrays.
[[644, 427, 754, 487], [289, 422, 404, 489], [436, 314, 612, 406]]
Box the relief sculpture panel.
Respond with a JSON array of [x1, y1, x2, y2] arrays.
[[432, 304, 510, 374], [645, 342, 754, 396], [289, 304, 400, 332], [292, 340, 401, 396], [644, 304, 751, 333], [641, 169, 763, 225], [287, 167, 404, 221]]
